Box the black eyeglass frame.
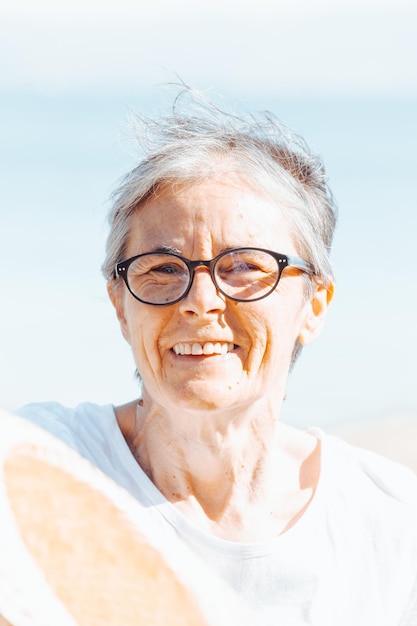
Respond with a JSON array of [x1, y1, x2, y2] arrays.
[[115, 247, 316, 306]]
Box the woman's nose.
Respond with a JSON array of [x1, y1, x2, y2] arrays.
[[178, 267, 226, 316]]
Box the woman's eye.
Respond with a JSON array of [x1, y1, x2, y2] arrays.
[[231, 262, 261, 272], [152, 264, 184, 275]]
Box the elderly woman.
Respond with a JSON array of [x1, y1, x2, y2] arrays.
[[17, 90, 417, 625]]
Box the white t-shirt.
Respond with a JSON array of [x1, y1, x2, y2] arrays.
[[16, 401, 417, 626]]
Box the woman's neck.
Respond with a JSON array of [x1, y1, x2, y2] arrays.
[[115, 395, 321, 542]]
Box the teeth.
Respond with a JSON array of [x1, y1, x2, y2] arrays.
[[173, 342, 234, 356]]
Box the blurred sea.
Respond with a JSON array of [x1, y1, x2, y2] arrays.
[[1, 90, 416, 432]]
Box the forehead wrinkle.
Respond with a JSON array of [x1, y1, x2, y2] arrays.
[[129, 178, 295, 261]]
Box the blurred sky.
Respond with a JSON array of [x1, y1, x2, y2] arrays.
[[1, 0, 416, 430], [2, 0, 417, 97]]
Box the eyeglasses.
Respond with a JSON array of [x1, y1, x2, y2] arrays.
[[115, 247, 315, 306]]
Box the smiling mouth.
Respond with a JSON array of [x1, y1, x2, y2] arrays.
[[172, 342, 235, 356]]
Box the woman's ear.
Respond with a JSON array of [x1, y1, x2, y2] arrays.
[[107, 281, 131, 344], [298, 280, 334, 346]]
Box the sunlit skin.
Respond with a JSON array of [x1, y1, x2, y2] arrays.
[[109, 174, 334, 541]]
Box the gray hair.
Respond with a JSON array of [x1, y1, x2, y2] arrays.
[[102, 88, 337, 291]]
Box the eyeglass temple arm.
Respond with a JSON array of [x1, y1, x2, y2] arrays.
[[286, 255, 315, 275]]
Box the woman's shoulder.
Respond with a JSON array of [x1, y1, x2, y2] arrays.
[[16, 400, 113, 422], [312, 428, 417, 542], [15, 401, 116, 449]]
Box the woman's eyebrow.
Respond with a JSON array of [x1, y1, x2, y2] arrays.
[[146, 244, 254, 257], [150, 244, 182, 255], [219, 246, 248, 253]]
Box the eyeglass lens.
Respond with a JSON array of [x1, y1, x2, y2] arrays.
[[125, 250, 280, 304]]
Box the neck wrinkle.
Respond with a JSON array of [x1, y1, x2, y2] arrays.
[[130, 396, 281, 524]]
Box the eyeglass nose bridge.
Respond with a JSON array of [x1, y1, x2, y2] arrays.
[[185, 258, 219, 294], [188, 259, 214, 271]]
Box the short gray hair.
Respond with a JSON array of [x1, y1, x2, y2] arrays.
[[102, 88, 337, 289]]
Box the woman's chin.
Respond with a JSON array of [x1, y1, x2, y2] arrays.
[[161, 378, 248, 414]]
